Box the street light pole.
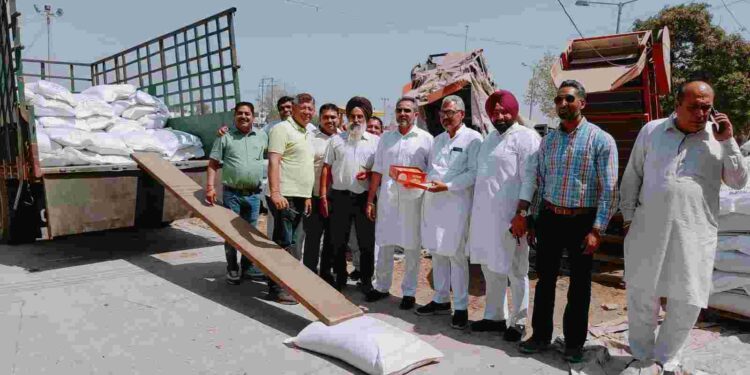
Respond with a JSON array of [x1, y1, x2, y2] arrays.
[[522, 62, 535, 122], [575, 0, 638, 34]]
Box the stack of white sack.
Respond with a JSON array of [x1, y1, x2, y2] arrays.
[[710, 167, 750, 317], [28, 81, 203, 167]]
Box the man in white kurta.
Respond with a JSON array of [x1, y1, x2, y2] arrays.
[[365, 97, 433, 310], [468, 90, 540, 341], [619, 81, 748, 374], [416, 95, 482, 329]]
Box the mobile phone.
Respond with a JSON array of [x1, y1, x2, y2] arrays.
[[710, 107, 724, 133]]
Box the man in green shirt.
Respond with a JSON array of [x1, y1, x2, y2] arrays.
[[206, 101, 267, 285], [267, 92, 316, 304]]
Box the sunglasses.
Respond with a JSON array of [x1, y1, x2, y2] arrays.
[[554, 94, 577, 105], [395, 108, 413, 113]]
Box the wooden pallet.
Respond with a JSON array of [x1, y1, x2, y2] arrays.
[[132, 153, 363, 326]]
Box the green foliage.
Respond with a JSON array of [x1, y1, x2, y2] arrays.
[[524, 52, 558, 120], [632, 3, 750, 133]]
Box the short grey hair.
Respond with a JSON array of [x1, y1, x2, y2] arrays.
[[442, 95, 465, 111], [395, 96, 418, 110]]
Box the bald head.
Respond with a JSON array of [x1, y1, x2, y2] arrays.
[[677, 81, 714, 104], [674, 80, 715, 133]]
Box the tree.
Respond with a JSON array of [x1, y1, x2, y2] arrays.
[[524, 52, 558, 121], [632, 3, 750, 134]]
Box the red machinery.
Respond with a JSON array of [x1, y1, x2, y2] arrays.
[[551, 27, 672, 178]]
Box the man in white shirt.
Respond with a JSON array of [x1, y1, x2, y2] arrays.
[[320, 97, 379, 293], [468, 90, 540, 341], [415, 95, 482, 329], [619, 81, 748, 374], [365, 96, 433, 310], [302, 103, 339, 280]]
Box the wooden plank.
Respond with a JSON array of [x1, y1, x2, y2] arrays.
[[131, 152, 363, 325]]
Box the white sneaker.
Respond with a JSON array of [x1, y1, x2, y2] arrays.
[[619, 359, 661, 375]]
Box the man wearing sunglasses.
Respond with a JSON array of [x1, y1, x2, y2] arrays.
[[618, 81, 747, 374], [518, 80, 619, 363], [415, 95, 482, 329], [365, 97, 433, 310]]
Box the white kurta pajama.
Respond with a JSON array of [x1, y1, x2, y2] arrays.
[[468, 124, 540, 326], [372, 125, 433, 296], [421, 125, 482, 310], [620, 115, 748, 370]]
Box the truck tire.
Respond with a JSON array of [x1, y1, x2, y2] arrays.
[[0, 180, 41, 244]]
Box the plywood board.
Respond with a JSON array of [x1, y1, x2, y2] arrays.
[[132, 152, 363, 326]]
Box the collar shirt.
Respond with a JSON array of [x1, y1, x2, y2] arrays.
[[309, 127, 334, 197], [421, 124, 483, 255], [619, 115, 748, 307], [372, 125, 434, 249], [323, 131, 379, 194], [526, 118, 619, 230], [267, 118, 315, 198]]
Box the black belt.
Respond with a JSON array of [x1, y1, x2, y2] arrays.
[[331, 189, 367, 197], [224, 185, 261, 195]]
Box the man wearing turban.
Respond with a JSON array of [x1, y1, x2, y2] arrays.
[[467, 90, 541, 341]]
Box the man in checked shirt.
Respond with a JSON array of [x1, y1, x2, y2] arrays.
[[516, 80, 619, 363]]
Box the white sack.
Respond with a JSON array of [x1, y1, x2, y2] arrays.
[[35, 127, 62, 154], [715, 250, 750, 274], [121, 105, 158, 120], [97, 154, 135, 165], [84, 116, 116, 131], [45, 128, 94, 148], [26, 80, 77, 107], [31, 96, 76, 117], [169, 129, 203, 150], [23, 86, 37, 104], [712, 270, 750, 294], [718, 213, 750, 233], [151, 129, 180, 157], [708, 291, 750, 318], [85, 132, 132, 156], [39, 151, 69, 167], [138, 113, 168, 129], [120, 130, 170, 155], [111, 99, 135, 116], [134, 90, 158, 106], [36, 116, 86, 130], [75, 96, 115, 118], [106, 118, 143, 134], [60, 147, 98, 165], [717, 235, 750, 256], [285, 316, 443, 375], [81, 84, 136, 102], [170, 145, 205, 161]]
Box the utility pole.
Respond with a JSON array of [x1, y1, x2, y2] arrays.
[[522, 62, 535, 122], [380, 97, 389, 123], [34, 4, 63, 78], [464, 25, 469, 52]]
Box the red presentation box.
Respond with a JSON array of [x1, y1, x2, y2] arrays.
[[389, 165, 431, 190]]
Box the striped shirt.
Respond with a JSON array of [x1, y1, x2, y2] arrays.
[[527, 119, 619, 230]]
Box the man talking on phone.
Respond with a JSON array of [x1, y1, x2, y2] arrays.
[[618, 81, 748, 374]]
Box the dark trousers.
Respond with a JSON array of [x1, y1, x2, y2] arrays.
[[531, 208, 595, 349], [328, 189, 375, 289], [266, 196, 307, 291], [303, 196, 333, 277], [222, 188, 261, 272]]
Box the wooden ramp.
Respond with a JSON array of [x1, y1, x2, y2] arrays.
[[132, 153, 363, 326]]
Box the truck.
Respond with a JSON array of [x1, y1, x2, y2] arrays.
[[0, 0, 240, 243]]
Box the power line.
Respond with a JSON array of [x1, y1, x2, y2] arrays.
[[720, 0, 749, 34]]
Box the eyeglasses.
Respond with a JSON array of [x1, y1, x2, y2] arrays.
[[395, 108, 413, 113], [439, 110, 461, 118], [554, 94, 577, 105]]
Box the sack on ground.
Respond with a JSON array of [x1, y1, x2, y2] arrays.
[[285, 316, 443, 375]]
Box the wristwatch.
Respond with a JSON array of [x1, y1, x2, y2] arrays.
[[517, 209, 528, 218]]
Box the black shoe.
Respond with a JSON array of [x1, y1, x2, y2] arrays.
[[226, 270, 241, 285], [335, 276, 348, 291], [320, 273, 335, 287], [470, 319, 507, 332], [348, 270, 361, 281], [563, 346, 584, 363], [415, 301, 452, 316], [399, 296, 416, 310], [365, 289, 390, 302], [451, 310, 469, 330], [267, 286, 299, 305], [359, 283, 373, 295], [519, 337, 550, 354], [503, 325, 525, 342]]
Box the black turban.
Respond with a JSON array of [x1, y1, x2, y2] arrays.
[[345, 96, 373, 120]]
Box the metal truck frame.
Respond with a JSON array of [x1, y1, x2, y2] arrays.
[[0, 0, 241, 242]]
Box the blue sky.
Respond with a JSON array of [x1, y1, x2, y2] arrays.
[[18, 0, 750, 123]]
